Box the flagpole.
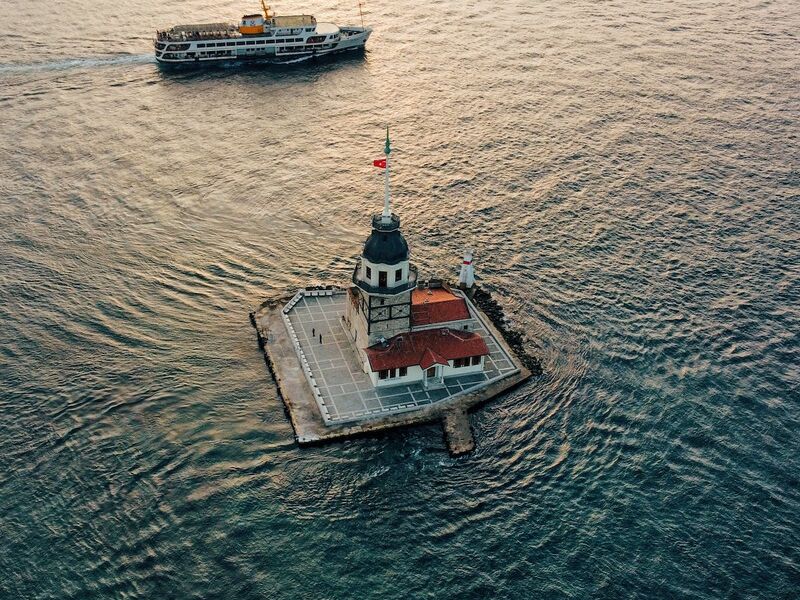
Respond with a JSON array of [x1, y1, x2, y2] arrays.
[[382, 126, 392, 221]]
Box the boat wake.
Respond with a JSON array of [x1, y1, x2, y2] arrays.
[[276, 54, 315, 65], [0, 54, 153, 75]]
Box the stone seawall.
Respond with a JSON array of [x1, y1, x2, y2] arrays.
[[471, 287, 543, 377]]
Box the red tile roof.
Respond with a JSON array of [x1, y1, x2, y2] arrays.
[[365, 328, 489, 372], [419, 348, 449, 370], [411, 287, 470, 326]]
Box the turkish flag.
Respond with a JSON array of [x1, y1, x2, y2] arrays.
[[373, 159, 387, 168]]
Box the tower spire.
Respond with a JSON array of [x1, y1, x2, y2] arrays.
[[381, 126, 392, 222]]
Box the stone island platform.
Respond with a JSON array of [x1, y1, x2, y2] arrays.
[[251, 287, 531, 456]]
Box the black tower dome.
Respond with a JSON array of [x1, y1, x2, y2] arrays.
[[363, 213, 408, 265]]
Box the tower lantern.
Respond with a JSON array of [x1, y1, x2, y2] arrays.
[[459, 249, 475, 290]]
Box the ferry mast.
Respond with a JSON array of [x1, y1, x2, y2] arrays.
[[358, 1, 366, 28]]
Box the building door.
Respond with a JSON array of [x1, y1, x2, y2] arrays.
[[424, 365, 442, 389]]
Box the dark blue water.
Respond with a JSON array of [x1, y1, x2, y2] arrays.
[[1, 0, 798, 598]]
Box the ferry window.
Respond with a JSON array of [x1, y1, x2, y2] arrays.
[[197, 43, 205, 48], [226, 42, 235, 46], [216, 42, 225, 47], [378, 271, 387, 287], [399, 367, 407, 377], [395, 268, 402, 282], [365, 266, 372, 279], [472, 356, 482, 365], [236, 41, 245, 45], [379, 370, 388, 380]]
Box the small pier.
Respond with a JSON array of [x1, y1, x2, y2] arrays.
[[442, 408, 474, 456]]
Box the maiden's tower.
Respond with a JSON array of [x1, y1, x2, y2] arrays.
[[251, 132, 532, 454]]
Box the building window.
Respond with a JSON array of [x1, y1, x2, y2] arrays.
[[472, 356, 482, 366], [379, 370, 388, 380], [426, 367, 436, 377], [399, 366, 407, 377], [395, 268, 402, 282], [379, 271, 387, 287], [365, 266, 372, 279], [453, 358, 463, 368], [390, 368, 397, 378]]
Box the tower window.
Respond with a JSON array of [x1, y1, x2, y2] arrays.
[[378, 271, 387, 287], [365, 266, 372, 279], [395, 268, 402, 282]]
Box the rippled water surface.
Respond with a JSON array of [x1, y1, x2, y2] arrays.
[[1, 0, 799, 598]]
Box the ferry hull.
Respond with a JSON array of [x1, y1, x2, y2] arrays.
[[155, 43, 366, 67], [154, 27, 370, 67]]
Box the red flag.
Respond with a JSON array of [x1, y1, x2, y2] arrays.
[[373, 159, 386, 169]]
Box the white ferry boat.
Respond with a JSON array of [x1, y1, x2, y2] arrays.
[[154, 1, 371, 65]]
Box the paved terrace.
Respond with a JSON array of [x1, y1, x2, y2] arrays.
[[281, 289, 519, 424]]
